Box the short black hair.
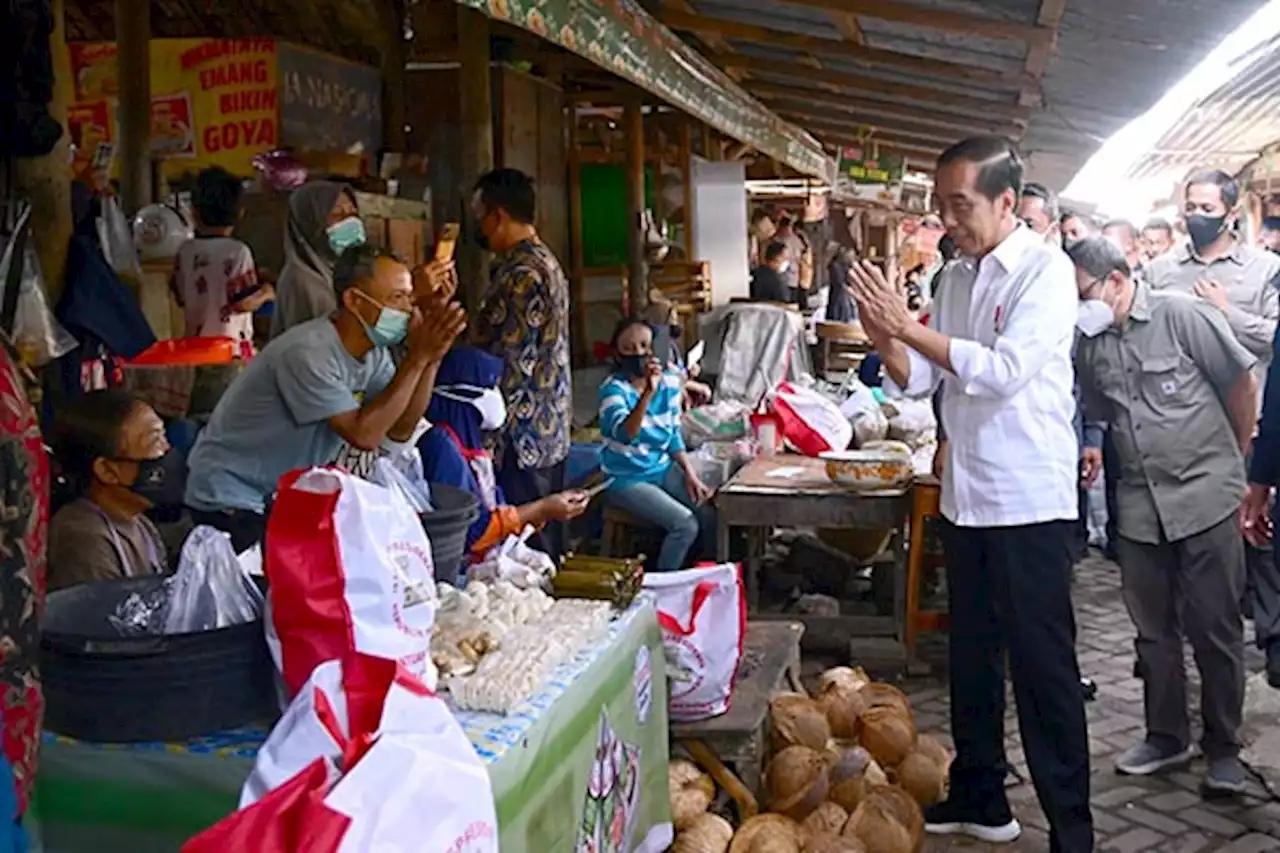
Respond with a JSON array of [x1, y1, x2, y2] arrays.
[[763, 240, 788, 263], [751, 208, 773, 225], [1021, 181, 1058, 219], [474, 168, 537, 225], [609, 316, 651, 352], [777, 211, 796, 227], [1065, 235, 1131, 281], [937, 135, 1024, 201], [1102, 219, 1138, 241], [192, 166, 243, 228], [937, 234, 959, 261], [1185, 169, 1240, 209], [1142, 217, 1173, 235], [333, 243, 403, 298], [53, 389, 140, 495]]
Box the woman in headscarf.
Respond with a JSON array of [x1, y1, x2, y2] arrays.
[[417, 346, 588, 565], [270, 181, 365, 337]]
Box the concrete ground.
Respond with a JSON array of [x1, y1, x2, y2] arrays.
[[901, 552, 1280, 853]]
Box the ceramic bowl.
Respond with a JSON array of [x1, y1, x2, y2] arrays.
[[820, 449, 913, 490]]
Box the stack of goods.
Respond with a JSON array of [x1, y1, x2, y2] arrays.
[[431, 580, 612, 714], [553, 554, 645, 609], [668, 666, 952, 853]]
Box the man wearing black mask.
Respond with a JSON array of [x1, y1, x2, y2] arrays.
[[1147, 169, 1280, 684]]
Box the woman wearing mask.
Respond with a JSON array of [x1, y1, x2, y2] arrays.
[[271, 182, 365, 337], [417, 347, 588, 572], [49, 390, 181, 590], [598, 318, 714, 572]]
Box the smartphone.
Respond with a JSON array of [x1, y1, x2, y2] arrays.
[[435, 223, 460, 262], [582, 478, 616, 500], [687, 340, 706, 372], [91, 143, 115, 170], [653, 323, 672, 367]]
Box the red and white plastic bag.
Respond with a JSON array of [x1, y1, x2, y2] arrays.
[[183, 654, 498, 853], [769, 381, 853, 456], [265, 467, 438, 698], [642, 564, 746, 722]]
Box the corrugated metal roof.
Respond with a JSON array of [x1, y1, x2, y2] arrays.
[[650, 0, 1269, 191], [1123, 35, 1280, 183]]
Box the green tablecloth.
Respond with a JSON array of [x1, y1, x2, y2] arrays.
[[31, 601, 673, 853]]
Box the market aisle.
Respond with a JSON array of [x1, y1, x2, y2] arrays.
[[907, 553, 1280, 852]]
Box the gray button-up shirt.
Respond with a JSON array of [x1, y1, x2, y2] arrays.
[[1144, 238, 1279, 415], [1075, 284, 1256, 545]]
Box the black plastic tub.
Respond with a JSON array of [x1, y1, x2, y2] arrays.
[[421, 482, 481, 586], [41, 576, 276, 743]]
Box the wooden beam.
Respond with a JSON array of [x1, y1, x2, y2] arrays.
[[773, 105, 971, 146], [817, 132, 943, 160], [655, 9, 1030, 87], [624, 96, 648, 312], [788, 112, 962, 148], [716, 55, 1032, 120], [457, 6, 494, 308], [749, 81, 1022, 135], [830, 11, 863, 44], [777, 0, 1053, 45], [1020, 0, 1068, 106], [116, 0, 152, 213], [662, 0, 735, 61]]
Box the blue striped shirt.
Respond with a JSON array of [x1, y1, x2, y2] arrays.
[[598, 370, 686, 487]]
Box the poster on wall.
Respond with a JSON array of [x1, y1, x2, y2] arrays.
[[67, 38, 279, 178], [835, 145, 905, 206]]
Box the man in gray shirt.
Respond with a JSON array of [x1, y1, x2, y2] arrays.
[[1071, 237, 1258, 794], [185, 243, 467, 550]]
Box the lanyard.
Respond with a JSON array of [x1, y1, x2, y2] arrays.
[[89, 503, 162, 577]]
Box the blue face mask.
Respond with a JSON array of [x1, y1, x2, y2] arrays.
[[327, 217, 367, 255], [353, 291, 411, 347]]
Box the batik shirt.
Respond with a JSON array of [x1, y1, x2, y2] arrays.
[[475, 237, 572, 471]]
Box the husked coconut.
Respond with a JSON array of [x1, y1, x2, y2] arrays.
[[892, 749, 946, 807], [765, 745, 831, 820], [819, 667, 871, 694], [674, 813, 734, 853], [858, 683, 912, 718], [815, 681, 866, 740], [772, 694, 833, 751], [843, 799, 913, 853], [859, 706, 916, 768], [729, 813, 804, 853], [802, 801, 849, 837], [802, 833, 867, 853], [827, 746, 873, 812], [670, 759, 716, 828], [864, 785, 923, 848]]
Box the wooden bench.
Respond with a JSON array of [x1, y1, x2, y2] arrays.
[[671, 620, 804, 818]]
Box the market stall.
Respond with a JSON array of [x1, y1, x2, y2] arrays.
[[32, 599, 672, 853]]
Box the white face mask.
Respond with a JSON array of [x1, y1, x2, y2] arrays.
[[435, 385, 507, 430], [777, 260, 791, 273], [1076, 300, 1115, 337]]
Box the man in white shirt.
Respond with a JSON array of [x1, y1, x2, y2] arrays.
[[851, 136, 1092, 852]]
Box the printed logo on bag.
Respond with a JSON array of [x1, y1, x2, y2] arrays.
[[445, 820, 497, 853], [387, 540, 436, 626], [663, 636, 705, 702], [575, 710, 641, 853], [633, 646, 652, 726]]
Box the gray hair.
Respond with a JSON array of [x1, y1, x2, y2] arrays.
[[1064, 235, 1130, 281], [333, 244, 403, 298]]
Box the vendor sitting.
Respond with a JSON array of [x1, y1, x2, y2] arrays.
[[599, 318, 714, 572], [49, 390, 179, 590], [418, 346, 589, 561], [184, 243, 467, 551]]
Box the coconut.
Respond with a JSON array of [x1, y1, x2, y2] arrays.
[[827, 746, 872, 812], [912, 735, 952, 771], [669, 759, 716, 828], [802, 833, 867, 853], [843, 799, 913, 853], [815, 681, 866, 740], [859, 706, 916, 768], [865, 785, 924, 848], [729, 813, 804, 853], [765, 745, 831, 820], [802, 801, 849, 837], [893, 749, 946, 807], [819, 666, 870, 695], [674, 813, 734, 853], [858, 683, 912, 718], [772, 694, 833, 752]]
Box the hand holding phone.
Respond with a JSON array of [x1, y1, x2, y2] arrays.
[[435, 223, 460, 263]]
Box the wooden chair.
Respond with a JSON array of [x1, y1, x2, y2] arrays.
[[905, 477, 948, 660], [600, 506, 655, 558]]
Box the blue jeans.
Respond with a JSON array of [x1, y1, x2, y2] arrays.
[[607, 464, 715, 571]]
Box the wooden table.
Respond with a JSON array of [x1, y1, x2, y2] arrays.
[[714, 454, 913, 655]]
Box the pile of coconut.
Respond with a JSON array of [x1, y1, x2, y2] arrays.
[[669, 666, 952, 853]]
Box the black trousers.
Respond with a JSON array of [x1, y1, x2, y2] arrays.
[[940, 519, 1094, 853], [497, 444, 566, 559], [1103, 430, 1120, 554]]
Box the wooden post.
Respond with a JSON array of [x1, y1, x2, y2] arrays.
[[624, 95, 647, 313], [679, 118, 694, 261], [567, 104, 587, 367], [380, 0, 408, 154], [457, 6, 493, 309], [12, 0, 73, 306], [115, 0, 152, 214]]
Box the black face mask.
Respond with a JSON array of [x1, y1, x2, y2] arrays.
[[1185, 214, 1227, 251], [118, 448, 187, 508], [616, 354, 648, 379]]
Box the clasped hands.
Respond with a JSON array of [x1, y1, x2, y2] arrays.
[[847, 259, 911, 342]]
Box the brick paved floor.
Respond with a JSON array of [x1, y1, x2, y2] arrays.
[[900, 552, 1280, 852]]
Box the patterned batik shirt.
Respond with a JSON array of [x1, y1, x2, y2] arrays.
[[475, 237, 572, 471]]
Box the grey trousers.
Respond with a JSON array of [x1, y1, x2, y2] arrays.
[[1116, 513, 1245, 761]]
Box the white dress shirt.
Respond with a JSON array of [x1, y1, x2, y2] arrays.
[[893, 223, 1079, 527]]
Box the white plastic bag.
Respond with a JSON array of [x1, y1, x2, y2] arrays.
[[164, 525, 265, 634], [96, 196, 144, 284], [886, 398, 937, 449], [469, 528, 556, 589], [643, 563, 745, 721], [0, 228, 76, 366], [839, 378, 890, 447], [368, 454, 434, 513], [769, 381, 854, 456], [265, 468, 439, 698]]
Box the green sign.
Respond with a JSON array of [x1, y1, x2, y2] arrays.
[[454, 0, 835, 183], [837, 145, 905, 184]]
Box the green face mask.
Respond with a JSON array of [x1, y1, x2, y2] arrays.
[[326, 217, 367, 255]]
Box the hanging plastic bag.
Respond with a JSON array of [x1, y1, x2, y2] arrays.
[[96, 195, 144, 285], [368, 454, 433, 513], [0, 206, 76, 366], [165, 525, 265, 634], [839, 377, 890, 447]]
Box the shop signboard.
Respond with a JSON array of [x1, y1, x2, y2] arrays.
[[277, 42, 382, 157], [835, 144, 905, 206], [454, 0, 835, 183]]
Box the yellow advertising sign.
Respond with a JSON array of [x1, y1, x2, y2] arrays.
[[68, 38, 279, 179]]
